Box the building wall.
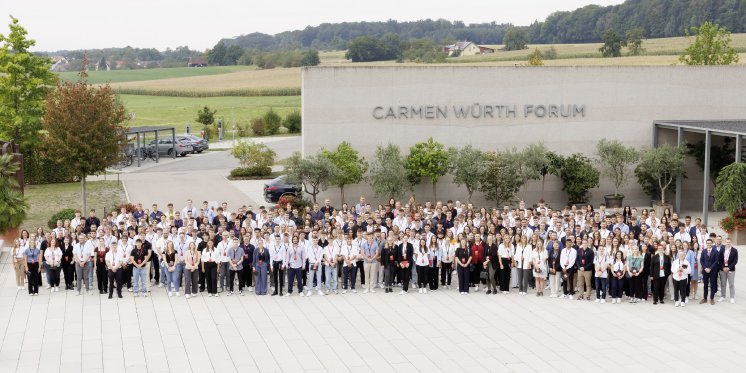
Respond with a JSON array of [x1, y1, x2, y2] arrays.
[[301, 66, 746, 208], [461, 43, 481, 56]]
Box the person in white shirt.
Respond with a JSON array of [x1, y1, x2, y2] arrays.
[[671, 249, 692, 307], [305, 237, 324, 297], [439, 233, 455, 289], [560, 244, 577, 299], [269, 234, 288, 296], [497, 238, 514, 294], [73, 234, 93, 295], [342, 235, 360, 293], [201, 240, 219, 297], [593, 246, 609, 303], [44, 242, 63, 292], [413, 239, 430, 294], [216, 232, 232, 293], [105, 242, 125, 299], [12, 239, 27, 290], [514, 236, 532, 295], [324, 233, 340, 294], [531, 242, 547, 297]]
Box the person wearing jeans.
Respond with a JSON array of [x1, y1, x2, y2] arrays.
[[131, 239, 150, 297], [306, 239, 324, 296], [609, 251, 626, 304], [164, 241, 179, 296], [323, 236, 338, 294], [362, 235, 380, 293], [719, 238, 737, 303], [593, 246, 609, 303]]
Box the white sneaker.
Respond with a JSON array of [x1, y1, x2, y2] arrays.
[[681, 302, 686, 307], [158, 284, 163, 288], [398, 290, 404, 295], [318, 290, 324, 296], [214, 293, 219, 297], [186, 294, 190, 299], [209, 294, 213, 297], [306, 291, 312, 297], [284, 293, 290, 297], [299, 292, 305, 297], [363, 289, 369, 294], [731, 298, 736, 304], [423, 289, 427, 294], [247, 287, 253, 292], [227, 292, 232, 296], [474, 287, 480, 292], [595, 299, 600, 303], [168, 292, 172, 297], [75, 291, 80, 296], [352, 289, 357, 294], [549, 294, 557, 298], [719, 297, 725, 302], [128, 288, 133, 292], [134, 293, 139, 297], [45, 284, 50, 289], [675, 301, 680, 307], [240, 291, 244, 296], [342, 290, 347, 294], [371, 289, 376, 293], [600, 299, 605, 304]]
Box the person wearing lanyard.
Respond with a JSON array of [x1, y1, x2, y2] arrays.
[[25, 242, 41, 296], [548, 241, 562, 298], [240, 235, 255, 293], [381, 236, 396, 293], [202, 240, 219, 297], [163, 241, 179, 297], [515, 236, 532, 295], [216, 232, 232, 293], [498, 237, 514, 294], [61, 236, 75, 290], [455, 238, 471, 295], [609, 250, 626, 304], [362, 234, 380, 294], [484, 235, 499, 295], [183, 242, 201, 299], [559, 243, 577, 299], [342, 235, 360, 294], [439, 233, 455, 290], [532, 241, 547, 297], [131, 239, 151, 297], [94, 237, 109, 294], [699, 239, 720, 305], [323, 233, 339, 294], [270, 234, 287, 296], [106, 242, 124, 299], [44, 240, 63, 293], [626, 246, 645, 304], [685, 242, 699, 302], [427, 236, 439, 291], [671, 249, 691, 307], [253, 238, 271, 295], [414, 239, 430, 294], [13, 240, 27, 290], [285, 236, 306, 296], [650, 244, 671, 305], [397, 235, 414, 295], [73, 234, 92, 295], [305, 237, 324, 297], [718, 238, 737, 304], [593, 246, 609, 303], [227, 237, 245, 296], [575, 239, 594, 301], [470, 236, 484, 292]]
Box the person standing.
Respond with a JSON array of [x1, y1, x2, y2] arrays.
[[440, 234, 455, 290], [626, 246, 645, 304], [25, 241, 41, 296], [240, 235, 255, 293], [498, 237, 514, 294], [183, 242, 201, 299], [362, 235, 380, 294], [61, 236, 75, 290], [719, 238, 737, 303], [532, 241, 547, 297], [560, 243, 577, 299], [164, 241, 178, 297], [651, 244, 672, 305], [515, 236, 532, 295], [227, 237, 245, 296], [44, 241, 63, 292], [305, 238, 324, 297], [341, 235, 360, 294], [94, 238, 108, 294], [671, 250, 691, 307], [323, 234, 339, 294], [73, 234, 93, 295], [131, 239, 150, 298], [381, 236, 396, 293], [485, 235, 499, 295], [699, 239, 720, 305], [285, 236, 306, 296], [106, 242, 125, 299], [253, 239, 270, 295], [610, 251, 626, 304], [548, 241, 562, 298], [455, 238, 471, 295], [575, 239, 594, 301], [270, 234, 286, 296], [415, 239, 430, 294], [397, 235, 414, 295], [593, 246, 609, 303], [201, 240, 219, 297], [470, 236, 485, 292], [13, 240, 27, 290], [217, 232, 232, 293]]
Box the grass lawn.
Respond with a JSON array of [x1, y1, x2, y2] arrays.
[[110, 67, 301, 92], [120, 94, 301, 135], [57, 66, 253, 84], [24, 180, 126, 231]]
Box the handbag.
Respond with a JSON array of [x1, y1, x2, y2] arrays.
[[479, 269, 488, 280]]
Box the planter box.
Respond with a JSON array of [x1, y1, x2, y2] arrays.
[[730, 229, 746, 246], [604, 194, 624, 208]]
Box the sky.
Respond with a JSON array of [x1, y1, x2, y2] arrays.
[[2, 0, 624, 52]]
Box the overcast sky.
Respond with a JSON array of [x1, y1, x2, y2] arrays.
[[3, 0, 624, 51]]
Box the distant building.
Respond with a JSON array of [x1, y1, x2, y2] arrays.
[[443, 41, 495, 57], [188, 57, 208, 67], [50, 56, 70, 72]]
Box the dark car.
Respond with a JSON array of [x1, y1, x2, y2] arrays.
[[177, 134, 209, 153], [264, 175, 301, 203]]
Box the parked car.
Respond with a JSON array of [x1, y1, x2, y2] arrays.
[[177, 134, 209, 153], [264, 175, 301, 203], [147, 138, 193, 157]]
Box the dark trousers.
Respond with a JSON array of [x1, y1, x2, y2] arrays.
[[416, 265, 428, 288], [108, 269, 122, 297], [150, 256, 160, 283], [96, 264, 107, 292], [124, 264, 133, 288], [63, 261, 74, 287], [595, 277, 607, 299], [653, 276, 667, 302], [401, 265, 410, 292], [499, 259, 511, 291], [204, 262, 218, 294], [287, 267, 302, 294], [344, 265, 358, 289], [384, 264, 394, 288], [702, 270, 718, 300], [229, 269, 242, 292], [356, 261, 365, 285], [440, 262, 452, 285], [562, 270, 575, 295], [457, 265, 469, 293], [272, 261, 284, 294], [27, 262, 39, 294], [428, 266, 438, 290], [48, 266, 61, 287], [673, 279, 687, 301], [199, 266, 205, 291], [241, 266, 253, 288], [610, 276, 623, 298], [630, 275, 644, 299]]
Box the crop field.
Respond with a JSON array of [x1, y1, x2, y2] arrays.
[[57, 66, 251, 84]]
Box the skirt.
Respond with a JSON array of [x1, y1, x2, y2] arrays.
[[532, 264, 547, 278]]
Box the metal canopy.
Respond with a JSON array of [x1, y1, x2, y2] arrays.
[[125, 126, 177, 167], [653, 120, 746, 226]]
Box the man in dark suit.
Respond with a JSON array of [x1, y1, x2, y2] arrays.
[[650, 244, 671, 304], [700, 239, 720, 305], [395, 233, 414, 294]]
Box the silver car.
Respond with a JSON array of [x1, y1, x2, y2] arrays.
[[147, 138, 193, 157]]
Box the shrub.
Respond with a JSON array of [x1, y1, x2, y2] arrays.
[[250, 118, 268, 136], [231, 140, 276, 169], [263, 109, 282, 135], [283, 111, 302, 133], [47, 208, 76, 229], [236, 123, 251, 137], [554, 153, 600, 203], [229, 166, 272, 178], [542, 46, 558, 60], [276, 194, 311, 211]]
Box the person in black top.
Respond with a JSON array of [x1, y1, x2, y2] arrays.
[[485, 235, 499, 294], [455, 238, 472, 294], [548, 241, 563, 297], [95, 238, 108, 294], [381, 236, 396, 293], [84, 209, 100, 234], [61, 236, 75, 290], [650, 244, 672, 305], [395, 233, 414, 295], [197, 237, 208, 292], [241, 235, 255, 291]]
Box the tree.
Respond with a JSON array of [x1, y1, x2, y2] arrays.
[[196, 106, 216, 126], [624, 28, 645, 56], [527, 48, 544, 66], [686, 137, 735, 188], [231, 140, 276, 169], [595, 138, 639, 197], [518, 143, 549, 199], [0, 154, 27, 233], [207, 41, 227, 66], [404, 137, 450, 200], [634, 144, 687, 205], [0, 16, 57, 151], [284, 151, 336, 204], [283, 111, 302, 133], [599, 29, 623, 57], [263, 108, 282, 135], [42, 67, 128, 213], [449, 145, 486, 203], [345, 36, 386, 62], [479, 150, 524, 206], [300, 50, 320, 66], [540, 151, 563, 201], [553, 153, 600, 203], [369, 143, 409, 201], [680, 21, 739, 65], [224, 45, 244, 66], [714, 163, 746, 215], [321, 142, 368, 204], [503, 28, 528, 51]]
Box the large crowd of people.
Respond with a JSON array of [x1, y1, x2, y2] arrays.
[[11, 197, 739, 306]]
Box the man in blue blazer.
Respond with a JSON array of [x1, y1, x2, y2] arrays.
[[700, 239, 720, 305]]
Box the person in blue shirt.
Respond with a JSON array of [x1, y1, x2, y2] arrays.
[[25, 242, 41, 296]]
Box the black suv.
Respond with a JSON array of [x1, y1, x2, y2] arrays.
[[263, 175, 301, 203]]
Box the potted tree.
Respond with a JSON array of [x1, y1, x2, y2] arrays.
[[553, 153, 600, 205], [635, 144, 687, 217], [595, 138, 639, 208], [714, 162, 746, 245]]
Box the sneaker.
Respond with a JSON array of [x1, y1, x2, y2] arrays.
[[248, 287, 253, 292], [549, 294, 557, 298], [186, 294, 190, 299], [600, 299, 605, 304], [284, 293, 290, 297], [595, 299, 600, 303], [423, 289, 427, 294], [342, 290, 347, 294], [134, 293, 139, 297], [227, 292, 232, 297], [318, 290, 324, 296], [474, 287, 480, 292], [75, 291, 80, 296], [215, 293, 219, 297], [209, 294, 213, 297], [168, 292, 172, 297], [240, 291, 244, 296], [306, 291, 312, 297], [675, 301, 680, 307], [363, 289, 369, 294], [399, 290, 404, 295], [158, 284, 163, 288], [371, 289, 376, 293], [128, 288, 133, 292], [352, 289, 357, 294], [299, 292, 305, 297], [719, 297, 725, 303], [681, 302, 686, 307], [731, 298, 736, 304]]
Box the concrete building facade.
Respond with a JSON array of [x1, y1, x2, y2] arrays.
[[302, 66, 746, 208]]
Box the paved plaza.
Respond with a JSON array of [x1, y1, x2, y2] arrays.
[[0, 248, 744, 373]]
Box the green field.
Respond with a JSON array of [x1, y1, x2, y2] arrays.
[[58, 66, 253, 84], [121, 94, 301, 135]]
